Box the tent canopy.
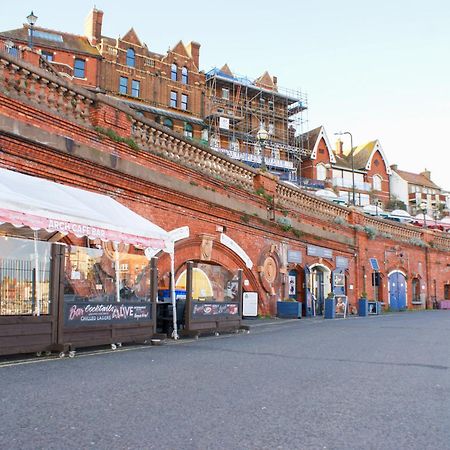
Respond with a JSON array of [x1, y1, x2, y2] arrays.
[[0, 168, 170, 249]]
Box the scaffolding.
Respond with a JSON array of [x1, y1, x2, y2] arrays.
[[204, 67, 309, 175]]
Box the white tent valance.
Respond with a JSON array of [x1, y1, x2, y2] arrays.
[[0, 168, 170, 249]]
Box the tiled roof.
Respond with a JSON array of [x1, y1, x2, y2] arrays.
[[394, 169, 441, 189], [298, 126, 322, 151], [340, 141, 376, 170], [0, 26, 101, 57]]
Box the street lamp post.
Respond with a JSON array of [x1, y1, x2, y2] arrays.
[[256, 124, 269, 171], [420, 202, 427, 228], [26, 11, 38, 49], [335, 131, 355, 206]]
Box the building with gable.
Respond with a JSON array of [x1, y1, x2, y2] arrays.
[[333, 139, 391, 206], [390, 166, 447, 217]]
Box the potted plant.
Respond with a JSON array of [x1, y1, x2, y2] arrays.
[[324, 292, 336, 319], [276, 298, 302, 319], [358, 292, 369, 317]]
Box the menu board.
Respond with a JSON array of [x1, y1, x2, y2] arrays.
[[64, 302, 152, 326]]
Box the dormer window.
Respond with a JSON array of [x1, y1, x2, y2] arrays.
[[126, 48, 135, 67], [181, 67, 188, 84], [171, 63, 178, 81]]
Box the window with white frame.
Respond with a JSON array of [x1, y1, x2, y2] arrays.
[[181, 67, 188, 84], [372, 174, 382, 191], [181, 93, 188, 111], [170, 91, 177, 108], [171, 63, 178, 81], [119, 76, 128, 95], [316, 164, 327, 181]]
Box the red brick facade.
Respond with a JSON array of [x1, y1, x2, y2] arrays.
[[1, 52, 450, 317]]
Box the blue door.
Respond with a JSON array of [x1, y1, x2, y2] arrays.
[[389, 272, 407, 310]]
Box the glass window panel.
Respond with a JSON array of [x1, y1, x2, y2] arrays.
[[181, 67, 188, 84], [177, 263, 239, 302], [119, 76, 128, 95], [74, 58, 85, 78], [118, 252, 150, 302], [171, 63, 178, 81], [64, 245, 150, 303], [170, 91, 177, 108], [131, 79, 140, 97], [41, 51, 53, 61], [0, 237, 52, 316], [184, 123, 193, 138], [126, 48, 135, 67], [181, 93, 188, 110]]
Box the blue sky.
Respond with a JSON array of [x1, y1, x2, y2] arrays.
[[2, 0, 449, 188]]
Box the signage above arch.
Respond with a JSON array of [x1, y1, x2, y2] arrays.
[[220, 233, 253, 269]]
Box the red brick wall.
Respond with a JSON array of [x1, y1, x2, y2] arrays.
[[1, 82, 450, 316]]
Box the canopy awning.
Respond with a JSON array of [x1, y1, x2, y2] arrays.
[[0, 168, 170, 249]]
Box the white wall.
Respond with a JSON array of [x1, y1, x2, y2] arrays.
[[390, 171, 409, 209]]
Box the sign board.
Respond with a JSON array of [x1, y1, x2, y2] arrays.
[[220, 233, 253, 269], [242, 292, 258, 317], [307, 245, 333, 259], [288, 272, 297, 297], [335, 295, 348, 318], [219, 117, 230, 130], [335, 256, 349, 269], [288, 250, 302, 264], [369, 258, 380, 271], [64, 302, 152, 326], [191, 302, 239, 319], [169, 226, 190, 242]]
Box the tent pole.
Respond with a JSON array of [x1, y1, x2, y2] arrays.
[[114, 242, 121, 303], [33, 231, 41, 316], [170, 251, 178, 339]]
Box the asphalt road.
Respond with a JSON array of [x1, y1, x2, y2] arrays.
[[1, 311, 449, 450]]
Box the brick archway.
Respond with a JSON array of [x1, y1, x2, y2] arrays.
[[157, 237, 265, 310]]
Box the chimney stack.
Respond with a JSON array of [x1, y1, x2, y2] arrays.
[[187, 41, 200, 68], [84, 8, 103, 46], [335, 139, 344, 157], [420, 169, 431, 180]]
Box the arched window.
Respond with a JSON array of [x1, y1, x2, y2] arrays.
[[373, 174, 382, 191], [184, 123, 193, 138], [171, 63, 178, 81], [181, 67, 188, 84], [126, 48, 135, 67], [163, 118, 173, 130], [316, 164, 327, 181]]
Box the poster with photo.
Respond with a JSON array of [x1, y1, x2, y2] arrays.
[[335, 296, 348, 318], [333, 273, 345, 287]]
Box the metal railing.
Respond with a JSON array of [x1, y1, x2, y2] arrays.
[[332, 177, 371, 191], [0, 259, 50, 316]]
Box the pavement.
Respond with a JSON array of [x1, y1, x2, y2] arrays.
[[1, 310, 449, 450]]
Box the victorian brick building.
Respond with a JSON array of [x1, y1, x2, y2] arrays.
[[1, 13, 450, 357]]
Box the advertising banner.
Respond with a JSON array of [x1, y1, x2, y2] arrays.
[[64, 302, 152, 326]]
